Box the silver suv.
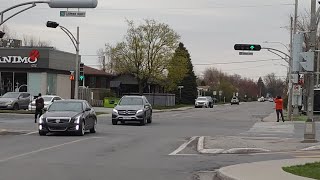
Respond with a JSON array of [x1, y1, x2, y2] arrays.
[[112, 96, 152, 126], [0, 92, 31, 110]]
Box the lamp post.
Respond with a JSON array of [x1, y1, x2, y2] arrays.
[[46, 21, 80, 99]]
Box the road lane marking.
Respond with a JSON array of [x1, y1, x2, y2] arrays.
[[0, 137, 102, 163], [22, 131, 38, 135], [169, 136, 199, 155]]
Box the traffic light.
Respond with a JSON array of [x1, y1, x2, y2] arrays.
[[69, 71, 75, 81], [234, 44, 261, 51], [79, 62, 84, 81], [0, 31, 5, 38], [46, 21, 59, 28]]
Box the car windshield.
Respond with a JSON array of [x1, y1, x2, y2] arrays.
[[48, 102, 83, 112], [119, 97, 143, 105], [197, 97, 207, 101], [1, 92, 20, 98], [43, 97, 53, 102]]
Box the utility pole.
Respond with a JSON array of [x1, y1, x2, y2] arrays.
[[304, 0, 317, 142], [288, 17, 294, 121], [292, 0, 300, 116]]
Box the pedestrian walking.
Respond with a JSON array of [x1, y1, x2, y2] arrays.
[[274, 96, 285, 122], [35, 93, 44, 123]]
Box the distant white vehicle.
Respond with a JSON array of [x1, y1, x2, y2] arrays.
[[28, 95, 63, 111], [258, 96, 265, 102]]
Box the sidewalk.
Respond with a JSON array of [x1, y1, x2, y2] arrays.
[[217, 158, 319, 180]]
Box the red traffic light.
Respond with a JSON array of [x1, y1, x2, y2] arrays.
[[234, 44, 261, 51]]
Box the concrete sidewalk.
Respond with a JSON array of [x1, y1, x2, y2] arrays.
[[217, 158, 319, 180]]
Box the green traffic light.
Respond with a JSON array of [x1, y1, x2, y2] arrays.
[[79, 76, 84, 81], [250, 45, 255, 50]]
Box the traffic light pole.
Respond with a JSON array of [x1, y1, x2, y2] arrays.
[[59, 25, 80, 99]]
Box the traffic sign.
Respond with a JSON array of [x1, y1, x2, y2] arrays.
[[213, 91, 217, 96], [293, 85, 301, 96], [60, 11, 86, 17], [234, 44, 261, 51], [239, 52, 253, 55]]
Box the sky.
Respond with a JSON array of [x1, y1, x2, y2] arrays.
[[0, 0, 312, 81]]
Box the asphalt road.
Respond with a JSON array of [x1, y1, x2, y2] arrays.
[[0, 102, 294, 180]]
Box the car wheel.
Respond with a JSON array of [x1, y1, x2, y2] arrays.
[[13, 103, 19, 110], [112, 119, 118, 125], [76, 121, 85, 136], [90, 119, 97, 133], [39, 131, 46, 136], [147, 113, 152, 124], [140, 115, 146, 126]]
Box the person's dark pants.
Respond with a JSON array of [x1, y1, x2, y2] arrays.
[[276, 109, 284, 122], [35, 108, 42, 123]]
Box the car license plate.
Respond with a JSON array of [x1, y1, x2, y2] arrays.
[[123, 117, 131, 120]]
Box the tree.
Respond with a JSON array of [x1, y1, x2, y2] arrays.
[[257, 77, 266, 97], [97, 44, 115, 74], [110, 19, 180, 95], [174, 43, 197, 104], [165, 42, 189, 91], [264, 73, 286, 97], [22, 35, 51, 47]]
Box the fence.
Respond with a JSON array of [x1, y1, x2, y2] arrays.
[[124, 93, 175, 106], [79, 87, 104, 107]]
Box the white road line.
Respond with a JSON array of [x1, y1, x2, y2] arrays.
[[169, 136, 199, 155], [22, 131, 38, 136], [0, 137, 102, 163]]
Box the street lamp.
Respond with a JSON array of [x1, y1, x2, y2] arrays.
[[47, 21, 80, 99]]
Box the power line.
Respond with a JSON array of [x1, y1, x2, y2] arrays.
[[84, 58, 283, 67]]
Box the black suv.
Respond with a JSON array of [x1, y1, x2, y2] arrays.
[[38, 100, 97, 136], [112, 96, 152, 126]]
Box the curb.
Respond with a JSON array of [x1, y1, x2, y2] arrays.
[[216, 169, 237, 180], [197, 136, 271, 154], [301, 145, 320, 151]]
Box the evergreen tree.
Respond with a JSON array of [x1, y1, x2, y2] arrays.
[[173, 43, 198, 104]]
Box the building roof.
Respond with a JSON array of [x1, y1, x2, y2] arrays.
[[84, 65, 112, 76]]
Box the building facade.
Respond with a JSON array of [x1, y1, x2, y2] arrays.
[[0, 47, 77, 99]]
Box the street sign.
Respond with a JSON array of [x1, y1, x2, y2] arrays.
[[219, 91, 223, 96], [60, 11, 86, 17], [239, 52, 253, 55], [213, 91, 217, 96], [178, 86, 184, 89], [293, 85, 301, 96]]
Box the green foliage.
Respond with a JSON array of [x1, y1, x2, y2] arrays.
[[110, 19, 180, 94], [165, 43, 189, 91], [173, 43, 198, 104]]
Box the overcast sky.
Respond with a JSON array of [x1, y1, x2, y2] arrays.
[[0, 0, 311, 81]]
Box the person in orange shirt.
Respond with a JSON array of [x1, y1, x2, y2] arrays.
[[274, 96, 285, 122]]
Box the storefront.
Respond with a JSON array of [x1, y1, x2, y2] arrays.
[[0, 47, 77, 99]]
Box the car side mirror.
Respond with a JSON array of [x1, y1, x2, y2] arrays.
[[85, 107, 91, 111]]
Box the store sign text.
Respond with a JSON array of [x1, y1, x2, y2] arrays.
[[0, 56, 38, 64]]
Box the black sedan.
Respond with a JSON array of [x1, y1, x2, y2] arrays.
[[112, 96, 152, 126], [38, 100, 97, 136]]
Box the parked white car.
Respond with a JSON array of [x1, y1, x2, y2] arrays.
[[28, 95, 63, 111], [195, 97, 210, 108]]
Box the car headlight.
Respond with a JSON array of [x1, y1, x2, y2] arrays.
[[136, 109, 143, 114], [73, 116, 81, 124], [39, 116, 44, 124], [112, 109, 118, 114], [5, 101, 13, 105]]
